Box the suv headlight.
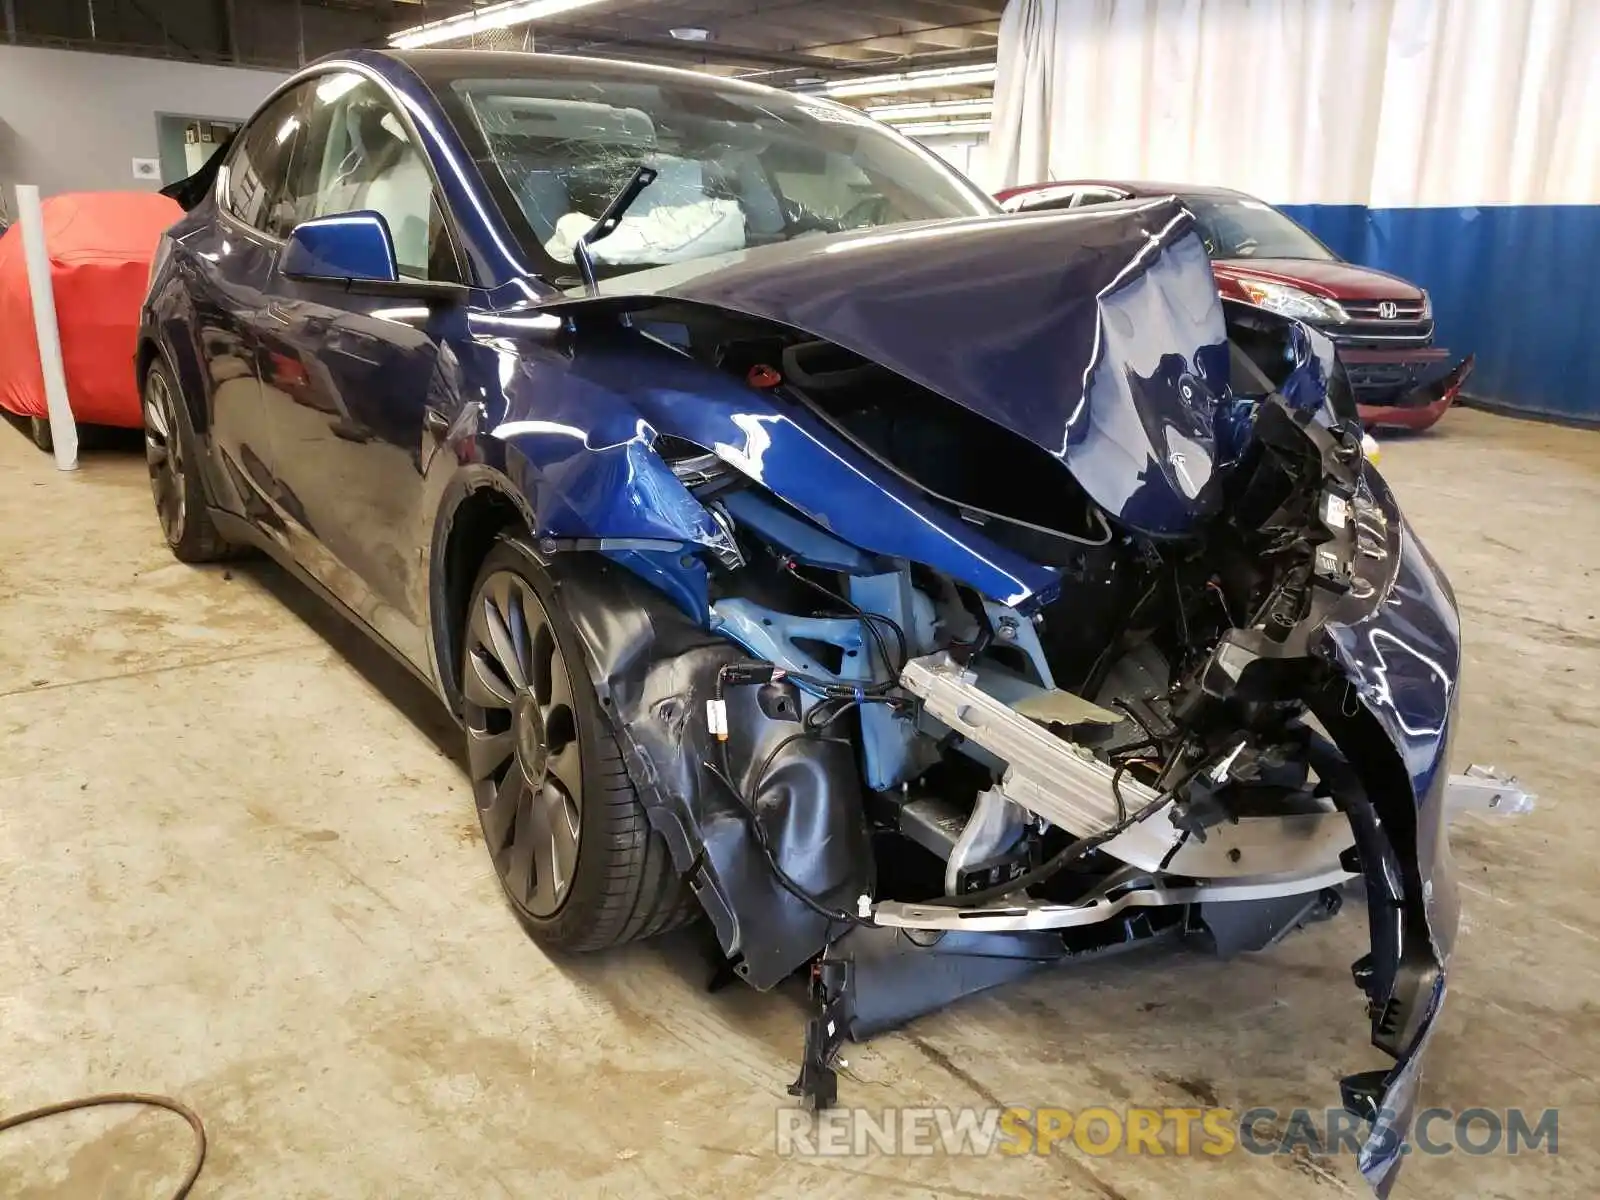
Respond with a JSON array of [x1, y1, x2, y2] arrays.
[[1420, 290, 1432, 319], [1237, 279, 1348, 323]]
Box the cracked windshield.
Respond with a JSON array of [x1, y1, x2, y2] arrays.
[[451, 77, 995, 279]]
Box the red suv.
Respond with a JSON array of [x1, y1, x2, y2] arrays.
[[996, 181, 1473, 431]]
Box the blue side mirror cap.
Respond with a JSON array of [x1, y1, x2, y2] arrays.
[[282, 211, 400, 286], [281, 211, 468, 301]]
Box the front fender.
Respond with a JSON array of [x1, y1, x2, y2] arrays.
[[1318, 466, 1461, 1197], [555, 331, 1062, 609]]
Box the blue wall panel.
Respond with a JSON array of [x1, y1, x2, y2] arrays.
[[1279, 204, 1600, 423]]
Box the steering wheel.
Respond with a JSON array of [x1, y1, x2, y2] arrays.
[[779, 197, 842, 237], [840, 195, 890, 229]]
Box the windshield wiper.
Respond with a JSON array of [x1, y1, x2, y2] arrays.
[[573, 164, 658, 296]]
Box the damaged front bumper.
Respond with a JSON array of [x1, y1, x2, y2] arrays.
[[548, 474, 1520, 1197], [515, 199, 1524, 1197], [1354, 354, 1475, 432]]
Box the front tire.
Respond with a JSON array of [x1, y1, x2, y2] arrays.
[[461, 538, 692, 951], [29, 416, 52, 453], [143, 358, 235, 563]]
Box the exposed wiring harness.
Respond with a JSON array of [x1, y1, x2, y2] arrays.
[[777, 555, 909, 679], [705, 661, 896, 929], [0, 1093, 206, 1199], [922, 751, 1212, 910]]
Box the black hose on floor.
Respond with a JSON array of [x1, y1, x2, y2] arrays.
[[0, 1092, 206, 1199]]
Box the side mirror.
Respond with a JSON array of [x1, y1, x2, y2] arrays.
[[281, 211, 465, 300]]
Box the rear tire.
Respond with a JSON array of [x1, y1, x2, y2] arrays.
[[461, 537, 693, 951], [143, 357, 235, 563], [29, 416, 51, 453]]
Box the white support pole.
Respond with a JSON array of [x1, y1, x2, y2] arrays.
[[14, 184, 78, 471]]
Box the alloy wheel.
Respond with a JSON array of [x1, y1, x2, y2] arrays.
[[144, 371, 185, 545], [462, 570, 584, 918]]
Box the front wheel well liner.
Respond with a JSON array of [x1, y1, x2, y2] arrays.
[[432, 480, 534, 714], [134, 337, 160, 393]]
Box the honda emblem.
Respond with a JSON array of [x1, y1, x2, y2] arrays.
[[1378, 300, 1398, 319]]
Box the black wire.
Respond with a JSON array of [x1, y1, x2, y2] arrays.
[[780, 559, 908, 677], [702, 757, 872, 928], [1109, 736, 1159, 759], [804, 696, 860, 735], [923, 754, 1212, 910], [702, 693, 886, 929], [1110, 761, 1130, 823], [1172, 569, 1191, 647], [0, 1093, 207, 1199]]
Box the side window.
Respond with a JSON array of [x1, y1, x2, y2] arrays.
[[1015, 190, 1077, 214], [283, 73, 461, 282], [222, 85, 309, 237], [1072, 188, 1126, 208]]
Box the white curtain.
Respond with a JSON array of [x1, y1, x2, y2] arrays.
[[988, 0, 1600, 207]]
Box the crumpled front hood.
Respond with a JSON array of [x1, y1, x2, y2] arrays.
[[554, 197, 1232, 536]]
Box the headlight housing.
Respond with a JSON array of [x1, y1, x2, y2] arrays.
[[1420, 290, 1432, 320], [1236, 279, 1347, 323]]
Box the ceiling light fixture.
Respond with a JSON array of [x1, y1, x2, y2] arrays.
[[810, 63, 997, 99], [390, 0, 606, 50], [865, 97, 993, 121], [889, 118, 993, 137]]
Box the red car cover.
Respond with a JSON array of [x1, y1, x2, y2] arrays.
[[0, 191, 180, 428]]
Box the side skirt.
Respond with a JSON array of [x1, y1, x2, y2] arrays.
[[208, 508, 450, 716]]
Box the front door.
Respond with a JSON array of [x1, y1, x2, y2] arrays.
[[188, 81, 311, 523], [255, 71, 471, 670]]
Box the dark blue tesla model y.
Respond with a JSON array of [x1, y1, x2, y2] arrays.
[[140, 49, 1477, 1191]]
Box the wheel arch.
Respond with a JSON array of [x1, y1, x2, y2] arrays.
[[428, 468, 538, 716], [134, 336, 161, 393], [135, 320, 210, 436]]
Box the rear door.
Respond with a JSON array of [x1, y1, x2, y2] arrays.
[[185, 82, 312, 520], [255, 70, 470, 670]]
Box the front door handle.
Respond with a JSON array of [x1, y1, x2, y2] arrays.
[[423, 408, 451, 442]]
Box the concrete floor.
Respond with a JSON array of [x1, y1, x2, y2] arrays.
[[0, 407, 1594, 1198]]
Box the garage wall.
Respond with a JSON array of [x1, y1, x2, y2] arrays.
[[915, 133, 991, 184], [990, 0, 1600, 422], [0, 44, 285, 202]]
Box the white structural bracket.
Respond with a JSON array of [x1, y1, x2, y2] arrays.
[[1445, 764, 1536, 818], [14, 184, 78, 471]]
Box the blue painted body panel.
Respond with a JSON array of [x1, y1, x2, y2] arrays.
[[280, 211, 400, 284], [1320, 468, 1459, 1196], [494, 331, 1063, 608], [554, 196, 1233, 537], [1282, 202, 1600, 423], [719, 489, 876, 575]]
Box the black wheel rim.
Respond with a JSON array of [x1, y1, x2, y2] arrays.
[[144, 372, 185, 545], [463, 571, 583, 919]]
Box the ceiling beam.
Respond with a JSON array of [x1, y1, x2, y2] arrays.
[[803, 28, 997, 58], [793, 15, 1000, 55], [533, 25, 894, 74]]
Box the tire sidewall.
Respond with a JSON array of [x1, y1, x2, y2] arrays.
[[467, 535, 622, 946], [143, 355, 198, 551]]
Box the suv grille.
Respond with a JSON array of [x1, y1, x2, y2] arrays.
[[1334, 299, 1433, 345]]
